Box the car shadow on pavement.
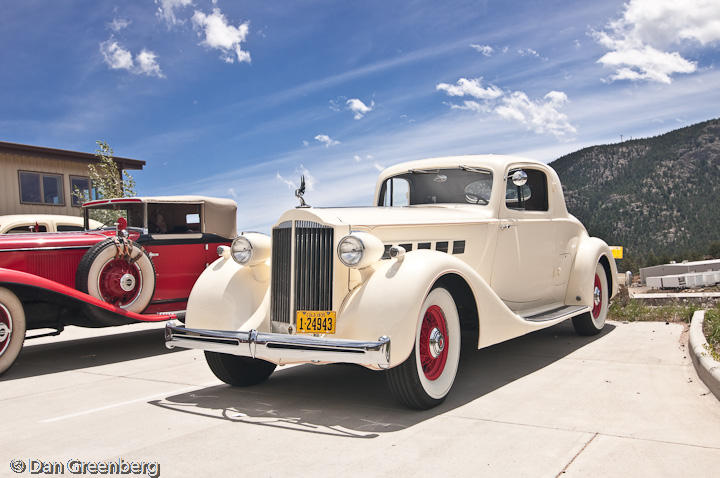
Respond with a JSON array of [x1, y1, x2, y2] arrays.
[[0, 328, 178, 381], [149, 321, 616, 438]]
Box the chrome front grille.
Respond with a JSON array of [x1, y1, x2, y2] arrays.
[[270, 221, 292, 324], [270, 220, 334, 326], [294, 221, 333, 313]]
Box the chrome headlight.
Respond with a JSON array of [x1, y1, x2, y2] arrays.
[[231, 236, 253, 265], [338, 235, 364, 267], [337, 232, 384, 269], [230, 232, 272, 266]]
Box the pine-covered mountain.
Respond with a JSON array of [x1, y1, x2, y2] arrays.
[[550, 118, 720, 270]]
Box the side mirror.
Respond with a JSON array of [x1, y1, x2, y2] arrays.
[[511, 170, 527, 187]]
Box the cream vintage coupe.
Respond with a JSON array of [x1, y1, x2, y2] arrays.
[[165, 155, 617, 409]]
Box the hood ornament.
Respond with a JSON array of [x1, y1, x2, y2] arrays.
[[295, 175, 310, 208]]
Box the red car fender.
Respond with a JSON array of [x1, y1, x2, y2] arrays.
[[0, 267, 174, 323]]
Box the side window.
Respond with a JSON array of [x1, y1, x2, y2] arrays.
[[57, 224, 84, 232], [505, 169, 548, 211], [148, 204, 202, 234], [7, 224, 48, 233], [381, 178, 410, 207]]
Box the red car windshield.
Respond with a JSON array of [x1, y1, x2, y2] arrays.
[[84, 203, 144, 230]]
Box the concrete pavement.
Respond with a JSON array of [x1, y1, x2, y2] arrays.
[[1, 320, 719, 477]]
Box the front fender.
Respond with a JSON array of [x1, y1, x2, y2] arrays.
[[185, 257, 270, 332], [564, 237, 618, 307]]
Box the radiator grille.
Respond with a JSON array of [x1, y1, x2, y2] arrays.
[[270, 222, 292, 324], [294, 221, 333, 314]]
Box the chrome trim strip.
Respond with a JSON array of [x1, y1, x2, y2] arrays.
[[0, 245, 92, 252], [521, 305, 590, 322], [165, 321, 391, 368]]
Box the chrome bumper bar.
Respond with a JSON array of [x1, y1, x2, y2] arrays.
[[164, 321, 391, 369]]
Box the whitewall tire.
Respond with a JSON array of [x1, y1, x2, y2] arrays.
[[386, 287, 461, 409], [0, 287, 26, 376], [572, 263, 609, 336]]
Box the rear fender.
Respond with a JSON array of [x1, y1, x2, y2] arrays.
[[564, 237, 618, 306]]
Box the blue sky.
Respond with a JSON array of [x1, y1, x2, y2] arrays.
[[2, 0, 720, 231]]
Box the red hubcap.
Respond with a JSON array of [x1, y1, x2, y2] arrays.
[[592, 274, 602, 319], [419, 305, 449, 380], [0, 303, 12, 356], [98, 259, 141, 307]]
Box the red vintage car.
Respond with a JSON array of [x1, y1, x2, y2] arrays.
[[0, 196, 237, 374]]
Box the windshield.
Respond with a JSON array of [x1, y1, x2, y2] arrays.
[[379, 168, 493, 206], [83, 203, 144, 230]]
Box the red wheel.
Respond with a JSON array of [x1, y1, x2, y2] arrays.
[[0, 287, 26, 376], [386, 287, 461, 409], [76, 239, 156, 313], [419, 305, 449, 380], [97, 259, 143, 307], [572, 263, 608, 336]]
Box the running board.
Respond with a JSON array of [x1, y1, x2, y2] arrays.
[[520, 305, 590, 323]]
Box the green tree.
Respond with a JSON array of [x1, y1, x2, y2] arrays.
[[709, 241, 720, 259], [74, 141, 137, 226]]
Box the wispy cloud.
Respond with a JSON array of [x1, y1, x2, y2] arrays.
[[437, 77, 575, 137], [99, 40, 165, 78], [314, 134, 340, 147], [346, 98, 374, 119], [108, 18, 131, 32], [593, 0, 720, 83], [191, 8, 250, 64], [155, 0, 193, 27], [470, 44, 493, 56]]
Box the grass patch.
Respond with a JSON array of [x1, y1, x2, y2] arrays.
[[608, 286, 701, 323], [703, 307, 720, 361]]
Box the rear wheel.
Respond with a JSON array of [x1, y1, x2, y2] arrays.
[[0, 287, 26, 376], [205, 351, 276, 386], [386, 287, 461, 409], [572, 263, 609, 336]]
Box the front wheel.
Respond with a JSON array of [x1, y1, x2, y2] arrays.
[[572, 263, 609, 336], [0, 287, 26, 376], [386, 287, 461, 409], [204, 351, 276, 386]]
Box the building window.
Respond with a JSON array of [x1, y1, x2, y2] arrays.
[[70, 176, 98, 207], [18, 171, 65, 206]]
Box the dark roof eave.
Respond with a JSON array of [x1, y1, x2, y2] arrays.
[[0, 140, 145, 170]]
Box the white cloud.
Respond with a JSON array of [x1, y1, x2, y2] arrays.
[[155, 0, 193, 26], [302, 140, 310, 147], [191, 8, 251, 64], [435, 78, 503, 100], [314, 134, 340, 147], [353, 154, 362, 162], [517, 48, 540, 57], [353, 154, 374, 162], [373, 162, 385, 172], [495, 91, 576, 137], [100, 40, 164, 78], [136, 49, 164, 78], [437, 78, 575, 138], [100, 41, 134, 70], [346, 98, 374, 119], [470, 44, 493, 56], [593, 0, 720, 83], [108, 18, 131, 32]]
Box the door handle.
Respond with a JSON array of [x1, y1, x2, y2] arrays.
[[500, 223, 515, 230]]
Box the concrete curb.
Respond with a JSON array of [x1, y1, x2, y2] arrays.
[[689, 310, 720, 401]]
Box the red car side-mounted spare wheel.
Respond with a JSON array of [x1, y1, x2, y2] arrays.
[[0, 287, 26, 376], [76, 238, 156, 314]]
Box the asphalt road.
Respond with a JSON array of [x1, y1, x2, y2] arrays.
[[2, 320, 719, 478]]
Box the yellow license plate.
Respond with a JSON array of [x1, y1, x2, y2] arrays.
[[296, 310, 336, 334]]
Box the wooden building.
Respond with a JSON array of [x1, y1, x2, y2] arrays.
[[0, 141, 145, 216]]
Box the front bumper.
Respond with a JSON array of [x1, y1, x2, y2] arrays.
[[164, 321, 391, 369]]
